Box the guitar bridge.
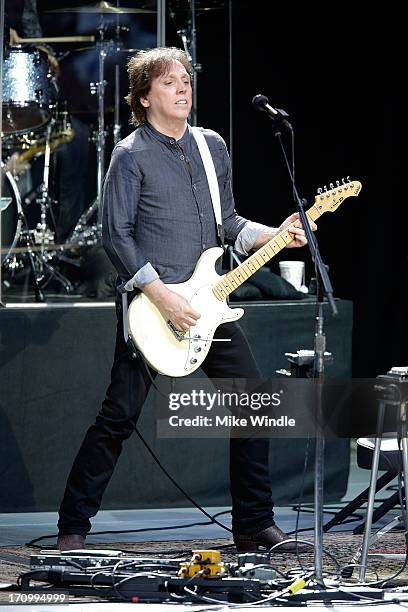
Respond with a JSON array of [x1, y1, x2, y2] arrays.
[[167, 320, 186, 342]]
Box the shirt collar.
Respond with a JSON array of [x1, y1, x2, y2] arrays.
[[145, 121, 191, 146]]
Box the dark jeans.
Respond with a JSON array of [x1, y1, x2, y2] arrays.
[[58, 318, 275, 537]]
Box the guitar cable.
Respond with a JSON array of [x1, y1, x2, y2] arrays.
[[129, 328, 233, 534], [26, 296, 232, 549]]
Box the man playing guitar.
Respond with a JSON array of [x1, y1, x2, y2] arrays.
[[58, 47, 315, 553]]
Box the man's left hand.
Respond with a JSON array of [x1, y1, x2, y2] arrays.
[[278, 212, 317, 248]]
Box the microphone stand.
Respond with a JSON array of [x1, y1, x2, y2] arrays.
[[261, 107, 337, 587]]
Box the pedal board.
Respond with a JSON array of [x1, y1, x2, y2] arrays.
[[30, 549, 180, 571]]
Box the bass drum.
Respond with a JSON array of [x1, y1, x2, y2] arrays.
[[1, 164, 23, 264], [2, 45, 56, 135]]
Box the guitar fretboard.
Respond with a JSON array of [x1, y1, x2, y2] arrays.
[[212, 205, 322, 301]]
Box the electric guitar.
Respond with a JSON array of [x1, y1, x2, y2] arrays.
[[128, 179, 362, 377]]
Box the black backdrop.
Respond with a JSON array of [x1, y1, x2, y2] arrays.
[[34, 1, 407, 377], [168, 2, 407, 377]]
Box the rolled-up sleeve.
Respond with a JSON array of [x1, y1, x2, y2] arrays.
[[102, 145, 159, 290]]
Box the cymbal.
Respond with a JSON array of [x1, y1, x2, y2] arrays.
[[45, 1, 156, 14], [68, 45, 139, 53]]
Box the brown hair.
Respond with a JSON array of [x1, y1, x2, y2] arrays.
[[125, 47, 192, 127]]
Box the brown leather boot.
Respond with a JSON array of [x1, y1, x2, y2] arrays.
[[233, 524, 309, 553], [57, 534, 86, 551]]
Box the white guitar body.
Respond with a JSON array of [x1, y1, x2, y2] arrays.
[[128, 247, 244, 377], [128, 179, 363, 377]]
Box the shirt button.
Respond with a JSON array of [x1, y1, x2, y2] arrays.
[[202, 243, 206, 249], [180, 154, 185, 161], [200, 212, 204, 218], [193, 183, 197, 190], [169, 138, 175, 145]]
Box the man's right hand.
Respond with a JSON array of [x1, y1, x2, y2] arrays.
[[141, 279, 201, 332]]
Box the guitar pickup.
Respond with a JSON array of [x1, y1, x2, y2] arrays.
[[167, 320, 186, 342]]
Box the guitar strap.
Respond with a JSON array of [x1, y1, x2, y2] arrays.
[[122, 127, 225, 348], [191, 127, 224, 248]]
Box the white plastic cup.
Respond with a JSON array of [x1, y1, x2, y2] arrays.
[[279, 261, 305, 291]]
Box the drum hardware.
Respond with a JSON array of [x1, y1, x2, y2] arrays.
[[2, 109, 74, 151], [2, 4, 145, 300], [113, 19, 129, 145], [69, 13, 123, 244], [93, 23, 116, 230], [32, 121, 74, 296], [1, 122, 74, 300], [169, 1, 202, 126], [16, 116, 75, 165], [2, 230, 76, 301]]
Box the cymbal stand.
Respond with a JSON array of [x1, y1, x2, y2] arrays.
[[39, 122, 53, 261], [30, 121, 73, 297], [189, 0, 199, 126], [70, 19, 113, 244], [69, 24, 111, 243], [95, 19, 114, 229], [172, 0, 201, 125], [113, 0, 122, 145]]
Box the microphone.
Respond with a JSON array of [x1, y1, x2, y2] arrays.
[[252, 94, 290, 122]]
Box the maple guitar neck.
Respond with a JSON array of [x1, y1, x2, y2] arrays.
[[212, 179, 362, 301]]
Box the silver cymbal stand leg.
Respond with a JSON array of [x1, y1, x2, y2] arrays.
[[39, 121, 53, 261], [96, 18, 107, 231], [31, 120, 73, 296], [113, 2, 122, 146], [175, 1, 201, 126], [189, 0, 198, 126]]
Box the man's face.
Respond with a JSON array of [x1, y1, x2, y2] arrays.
[[141, 60, 192, 124]]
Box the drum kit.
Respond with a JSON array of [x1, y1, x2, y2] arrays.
[[1, 0, 155, 300], [1, 0, 223, 301]]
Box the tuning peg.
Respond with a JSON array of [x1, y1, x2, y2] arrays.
[[336, 180, 340, 187], [346, 175, 351, 182], [324, 185, 327, 191], [329, 182, 334, 190], [317, 187, 323, 195], [341, 177, 346, 184]]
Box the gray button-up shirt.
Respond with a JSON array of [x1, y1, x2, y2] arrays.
[[102, 122, 269, 290]]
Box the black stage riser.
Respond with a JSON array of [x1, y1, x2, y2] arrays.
[[0, 300, 352, 512]]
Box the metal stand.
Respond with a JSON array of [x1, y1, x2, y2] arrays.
[[30, 123, 73, 298], [254, 102, 337, 586], [171, 0, 201, 126], [323, 470, 398, 533], [358, 372, 408, 582], [94, 19, 112, 228], [113, 0, 122, 146], [70, 19, 113, 244]]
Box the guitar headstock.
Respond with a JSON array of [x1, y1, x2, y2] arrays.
[[314, 177, 362, 213]]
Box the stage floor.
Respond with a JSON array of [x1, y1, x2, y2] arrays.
[[1, 524, 408, 610]]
